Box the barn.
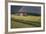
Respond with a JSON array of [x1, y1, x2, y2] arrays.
[[17, 7, 27, 16]]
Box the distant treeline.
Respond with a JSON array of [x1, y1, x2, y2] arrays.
[[11, 12, 41, 16], [27, 13, 41, 16]]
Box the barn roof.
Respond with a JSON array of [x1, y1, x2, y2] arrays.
[[18, 7, 27, 13]]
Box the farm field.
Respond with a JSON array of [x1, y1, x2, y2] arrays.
[[11, 15, 41, 28]]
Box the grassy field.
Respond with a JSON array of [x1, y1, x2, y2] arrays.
[[11, 15, 41, 28]]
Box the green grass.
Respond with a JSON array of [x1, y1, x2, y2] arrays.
[[11, 15, 41, 28]]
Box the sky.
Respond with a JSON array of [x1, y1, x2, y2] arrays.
[[11, 5, 41, 14]]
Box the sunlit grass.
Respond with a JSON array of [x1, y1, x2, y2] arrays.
[[12, 15, 41, 21], [11, 15, 41, 28]]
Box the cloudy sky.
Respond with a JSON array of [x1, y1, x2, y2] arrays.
[[11, 5, 41, 14]]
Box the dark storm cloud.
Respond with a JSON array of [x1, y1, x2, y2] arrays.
[[11, 5, 41, 14]]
